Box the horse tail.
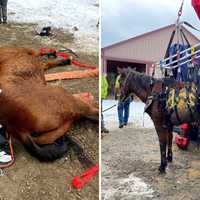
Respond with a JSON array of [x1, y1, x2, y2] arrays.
[[23, 135, 94, 167]]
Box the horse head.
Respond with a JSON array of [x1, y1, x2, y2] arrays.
[[119, 67, 154, 103], [118, 67, 133, 102]]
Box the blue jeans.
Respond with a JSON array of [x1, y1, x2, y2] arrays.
[[117, 97, 131, 126]]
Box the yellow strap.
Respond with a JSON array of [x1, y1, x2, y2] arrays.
[[191, 45, 195, 56], [115, 75, 121, 89], [171, 89, 175, 109]]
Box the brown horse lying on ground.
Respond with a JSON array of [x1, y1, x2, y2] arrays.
[[119, 68, 198, 173], [0, 47, 98, 164]]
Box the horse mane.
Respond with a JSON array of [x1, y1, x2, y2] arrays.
[[128, 69, 154, 90], [129, 69, 181, 88]]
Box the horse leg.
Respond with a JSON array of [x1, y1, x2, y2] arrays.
[[155, 125, 168, 173], [167, 131, 173, 162], [42, 57, 72, 70], [16, 130, 70, 161], [32, 120, 73, 145]]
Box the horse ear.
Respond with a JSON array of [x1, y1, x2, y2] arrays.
[[117, 67, 123, 74]]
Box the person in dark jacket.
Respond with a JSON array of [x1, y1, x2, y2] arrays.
[[0, 0, 8, 24]]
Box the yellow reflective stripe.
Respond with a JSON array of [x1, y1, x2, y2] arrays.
[[191, 45, 195, 56], [115, 75, 121, 88]]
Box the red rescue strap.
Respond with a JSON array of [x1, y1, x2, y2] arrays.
[[175, 134, 190, 150], [67, 164, 99, 190], [179, 123, 189, 132], [39, 48, 97, 69]]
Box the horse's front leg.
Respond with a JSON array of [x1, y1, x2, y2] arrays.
[[167, 131, 173, 162], [155, 125, 168, 173]]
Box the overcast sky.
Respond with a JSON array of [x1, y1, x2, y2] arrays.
[[101, 0, 200, 47]]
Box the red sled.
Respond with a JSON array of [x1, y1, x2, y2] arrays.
[[175, 134, 190, 150], [192, 0, 200, 20]]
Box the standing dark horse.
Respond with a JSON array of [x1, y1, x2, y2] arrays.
[[119, 68, 198, 173]]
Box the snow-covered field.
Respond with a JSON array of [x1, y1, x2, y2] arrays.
[[8, 0, 99, 54], [103, 100, 154, 129]]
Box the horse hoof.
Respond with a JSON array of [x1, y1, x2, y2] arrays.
[[159, 166, 166, 174], [167, 152, 173, 162], [167, 156, 173, 162]]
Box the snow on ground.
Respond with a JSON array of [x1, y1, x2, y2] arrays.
[[103, 100, 154, 129], [103, 174, 154, 200], [8, 0, 99, 54]]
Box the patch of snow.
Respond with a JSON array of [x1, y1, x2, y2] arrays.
[[103, 174, 154, 200], [102, 100, 154, 129], [8, 0, 99, 54]]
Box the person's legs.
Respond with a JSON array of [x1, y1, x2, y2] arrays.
[[117, 101, 124, 128], [0, 0, 3, 23], [1, 0, 7, 23], [123, 97, 131, 125]]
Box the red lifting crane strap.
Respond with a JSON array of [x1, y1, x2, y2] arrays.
[[40, 48, 98, 81]]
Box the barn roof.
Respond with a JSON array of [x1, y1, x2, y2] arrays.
[[102, 23, 200, 51]]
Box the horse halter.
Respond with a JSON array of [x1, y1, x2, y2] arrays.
[[121, 71, 132, 102]]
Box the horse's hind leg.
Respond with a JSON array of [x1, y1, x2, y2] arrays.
[[167, 131, 173, 162], [32, 120, 73, 145]]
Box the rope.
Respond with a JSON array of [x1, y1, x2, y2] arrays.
[[102, 104, 117, 113], [40, 48, 98, 81], [178, 0, 184, 18]]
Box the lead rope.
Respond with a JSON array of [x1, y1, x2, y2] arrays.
[[102, 92, 134, 113]]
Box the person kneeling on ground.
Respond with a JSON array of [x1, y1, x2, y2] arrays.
[[115, 68, 132, 128], [0, 125, 12, 167]]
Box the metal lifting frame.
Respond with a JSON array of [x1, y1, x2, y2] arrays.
[[155, 42, 200, 70]]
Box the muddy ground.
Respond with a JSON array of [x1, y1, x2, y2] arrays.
[[102, 122, 200, 200], [0, 23, 99, 200]]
